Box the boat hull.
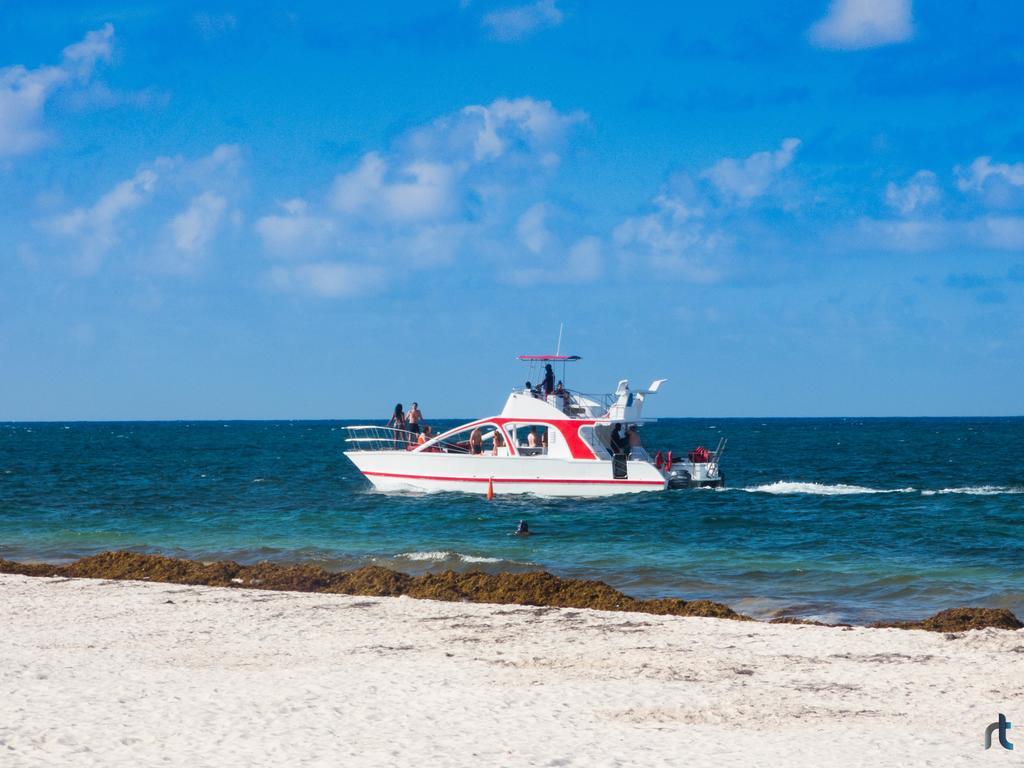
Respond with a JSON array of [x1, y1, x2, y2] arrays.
[[345, 451, 667, 497]]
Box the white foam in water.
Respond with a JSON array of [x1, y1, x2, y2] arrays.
[[921, 486, 1023, 496], [740, 481, 916, 496], [398, 551, 504, 564]]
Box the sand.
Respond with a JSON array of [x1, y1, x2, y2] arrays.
[[1, 574, 1021, 767]]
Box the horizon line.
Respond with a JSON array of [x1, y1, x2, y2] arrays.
[[3, 415, 1023, 424]]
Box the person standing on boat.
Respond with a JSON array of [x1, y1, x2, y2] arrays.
[[388, 404, 407, 446], [542, 364, 555, 396], [527, 426, 539, 449], [554, 380, 567, 414], [407, 402, 422, 437], [469, 427, 484, 455], [610, 424, 626, 455], [627, 425, 642, 456]]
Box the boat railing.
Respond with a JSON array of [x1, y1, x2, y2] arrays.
[[512, 385, 616, 418], [564, 390, 616, 418], [572, 391, 616, 409], [628, 446, 653, 463], [712, 436, 727, 465], [344, 425, 421, 451]]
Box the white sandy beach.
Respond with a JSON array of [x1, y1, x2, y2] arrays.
[[1, 573, 1021, 767]]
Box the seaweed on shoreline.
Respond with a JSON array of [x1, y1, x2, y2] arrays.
[[870, 607, 1022, 632], [1, 551, 1020, 631]]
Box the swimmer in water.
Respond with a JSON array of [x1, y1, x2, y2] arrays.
[[514, 520, 530, 536]]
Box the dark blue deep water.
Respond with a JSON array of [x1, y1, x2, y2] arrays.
[[1, 418, 1021, 624]]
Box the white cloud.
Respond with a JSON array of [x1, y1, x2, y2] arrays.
[[329, 152, 456, 222], [566, 236, 602, 277], [170, 192, 227, 260], [255, 199, 335, 256], [701, 138, 801, 202], [60, 24, 115, 78], [482, 0, 563, 42], [267, 262, 386, 299], [971, 216, 1024, 251], [253, 97, 585, 297], [504, 235, 603, 286], [407, 97, 585, 166], [955, 156, 1024, 193], [516, 203, 550, 254], [854, 156, 1024, 254], [809, 0, 913, 50], [853, 217, 950, 252], [885, 170, 940, 216], [187, 143, 244, 180], [50, 167, 157, 273], [0, 24, 113, 157], [46, 144, 243, 274], [612, 140, 802, 282], [614, 194, 724, 283], [854, 215, 1024, 253]]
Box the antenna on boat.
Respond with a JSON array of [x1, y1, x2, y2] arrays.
[[555, 322, 563, 357]]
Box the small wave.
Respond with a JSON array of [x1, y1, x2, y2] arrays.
[[739, 481, 916, 496], [396, 551, 504, 564], [921, 486, 1023, 496]]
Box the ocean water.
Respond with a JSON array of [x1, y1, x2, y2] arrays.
[[1, 418, 1021, 624]]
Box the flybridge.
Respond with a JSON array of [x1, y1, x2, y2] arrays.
[[517, 353, 581, 397]]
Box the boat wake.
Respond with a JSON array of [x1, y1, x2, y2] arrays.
[[735, 482, 1024, 496], [395, 550, 507, 564], [737, 482, 916, 496], [921, 486, 1024, 496]]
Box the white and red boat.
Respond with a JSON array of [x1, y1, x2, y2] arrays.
[[344, 355, 725, 497]]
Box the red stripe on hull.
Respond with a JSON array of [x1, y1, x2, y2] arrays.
[[362, 471, 665, 487]]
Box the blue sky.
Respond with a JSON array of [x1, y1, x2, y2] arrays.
[[1, 0, 1022, 419]]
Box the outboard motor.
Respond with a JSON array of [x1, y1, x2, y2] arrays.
[[667, 468, 692, 489]]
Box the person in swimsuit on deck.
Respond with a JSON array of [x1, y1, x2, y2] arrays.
[[388, 404, 407, 447], [627, 426, 642, 456], [407, 402, 422, 436]]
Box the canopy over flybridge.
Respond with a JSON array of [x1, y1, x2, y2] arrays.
[[516, 355, 581, 362]]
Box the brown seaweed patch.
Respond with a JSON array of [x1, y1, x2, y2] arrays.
[[325, 565, 415, 597], [871, 607, 1023, 632], [0, 551, 744, 620], [0, 559, 61, 577], [61, 552, 243, 587], [638, 597, 748, 620], [402, 571, 747, 619], [232, 561, 342, 592], [0, 552, 1019, 630]]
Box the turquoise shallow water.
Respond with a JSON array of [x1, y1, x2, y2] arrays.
[[1, 418, 1022, 624]]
